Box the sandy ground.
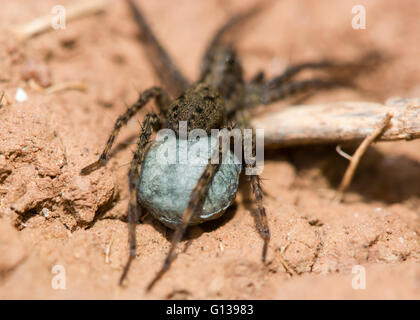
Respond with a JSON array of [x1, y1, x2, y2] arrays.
[[1, 0, 420, 299]]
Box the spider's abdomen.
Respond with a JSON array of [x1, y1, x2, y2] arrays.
[[137, 135, 241, 229], [165, 83, 226, 135]]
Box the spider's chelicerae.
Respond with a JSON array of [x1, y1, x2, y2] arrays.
[[81, 0, 379, 290]]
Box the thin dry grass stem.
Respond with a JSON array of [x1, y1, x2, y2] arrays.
[[335, 112, 393, 202], [274, 247, 296, 276], [45, 81, 87, 94], [335, 145, 353, 161], [28, 79, 87, 94]]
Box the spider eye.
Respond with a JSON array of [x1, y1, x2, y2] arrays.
[[225, 53, 234, 64]]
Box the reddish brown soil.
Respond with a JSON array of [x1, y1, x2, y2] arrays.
[[1, 0, 419, 299]]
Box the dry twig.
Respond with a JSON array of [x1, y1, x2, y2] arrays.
[[251, 98, 420, 199], [251, 98, 420, 147], [335, 113, 393, 202], [28, 79, 87, 94], [45, 81, 87, 94]]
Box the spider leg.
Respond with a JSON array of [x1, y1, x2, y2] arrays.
[[245, 51, 383, 107], [120, 112, 162, 285], [237, 116, 270, 262], [199, 2, 270, 82], [261, 77, 354, 105], [199, 2, 274, 114], [265, 60, 344, 89], [126, 0, 189, 97], [80, 87, 169, 175], [267, 51, 382, 88], [249, 174, 270, 261], [146, 129, 228, 291]]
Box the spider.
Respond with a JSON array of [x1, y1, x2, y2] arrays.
[[80, 0, 379, 290]]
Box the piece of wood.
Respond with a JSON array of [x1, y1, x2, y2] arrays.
[[251, 98, 420, 148]]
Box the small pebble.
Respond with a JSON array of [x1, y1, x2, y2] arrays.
[[15, 88, 28, 102], [41, 208, 50, 218]]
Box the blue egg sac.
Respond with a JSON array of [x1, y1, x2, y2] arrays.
[[137, 135, 242, 229]]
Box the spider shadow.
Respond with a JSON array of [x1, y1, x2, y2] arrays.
[[265, 143, 420, 204], [109, 133, 139, 159], [141, 198, 239, 249]]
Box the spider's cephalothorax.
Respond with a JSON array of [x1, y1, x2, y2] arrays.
[[165, 83, 226, 135], [80, 0, 381, 290]]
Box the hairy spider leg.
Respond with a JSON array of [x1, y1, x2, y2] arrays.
[[250, 174, 270, 261], [120, 112, 163, 285], [246, 51, 384, 107], [265, 52, 382, 88], [199, 2, 270, 82], [237, 114, 270, 262], [80, 87, 169, 175], [261, 77, 355, 105], [126, 0, 189, 97], [199, 3, 273, 115], [266, 61, 348, 89]]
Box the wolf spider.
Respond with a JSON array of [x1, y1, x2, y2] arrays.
[[81, 0, 379, 290]]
